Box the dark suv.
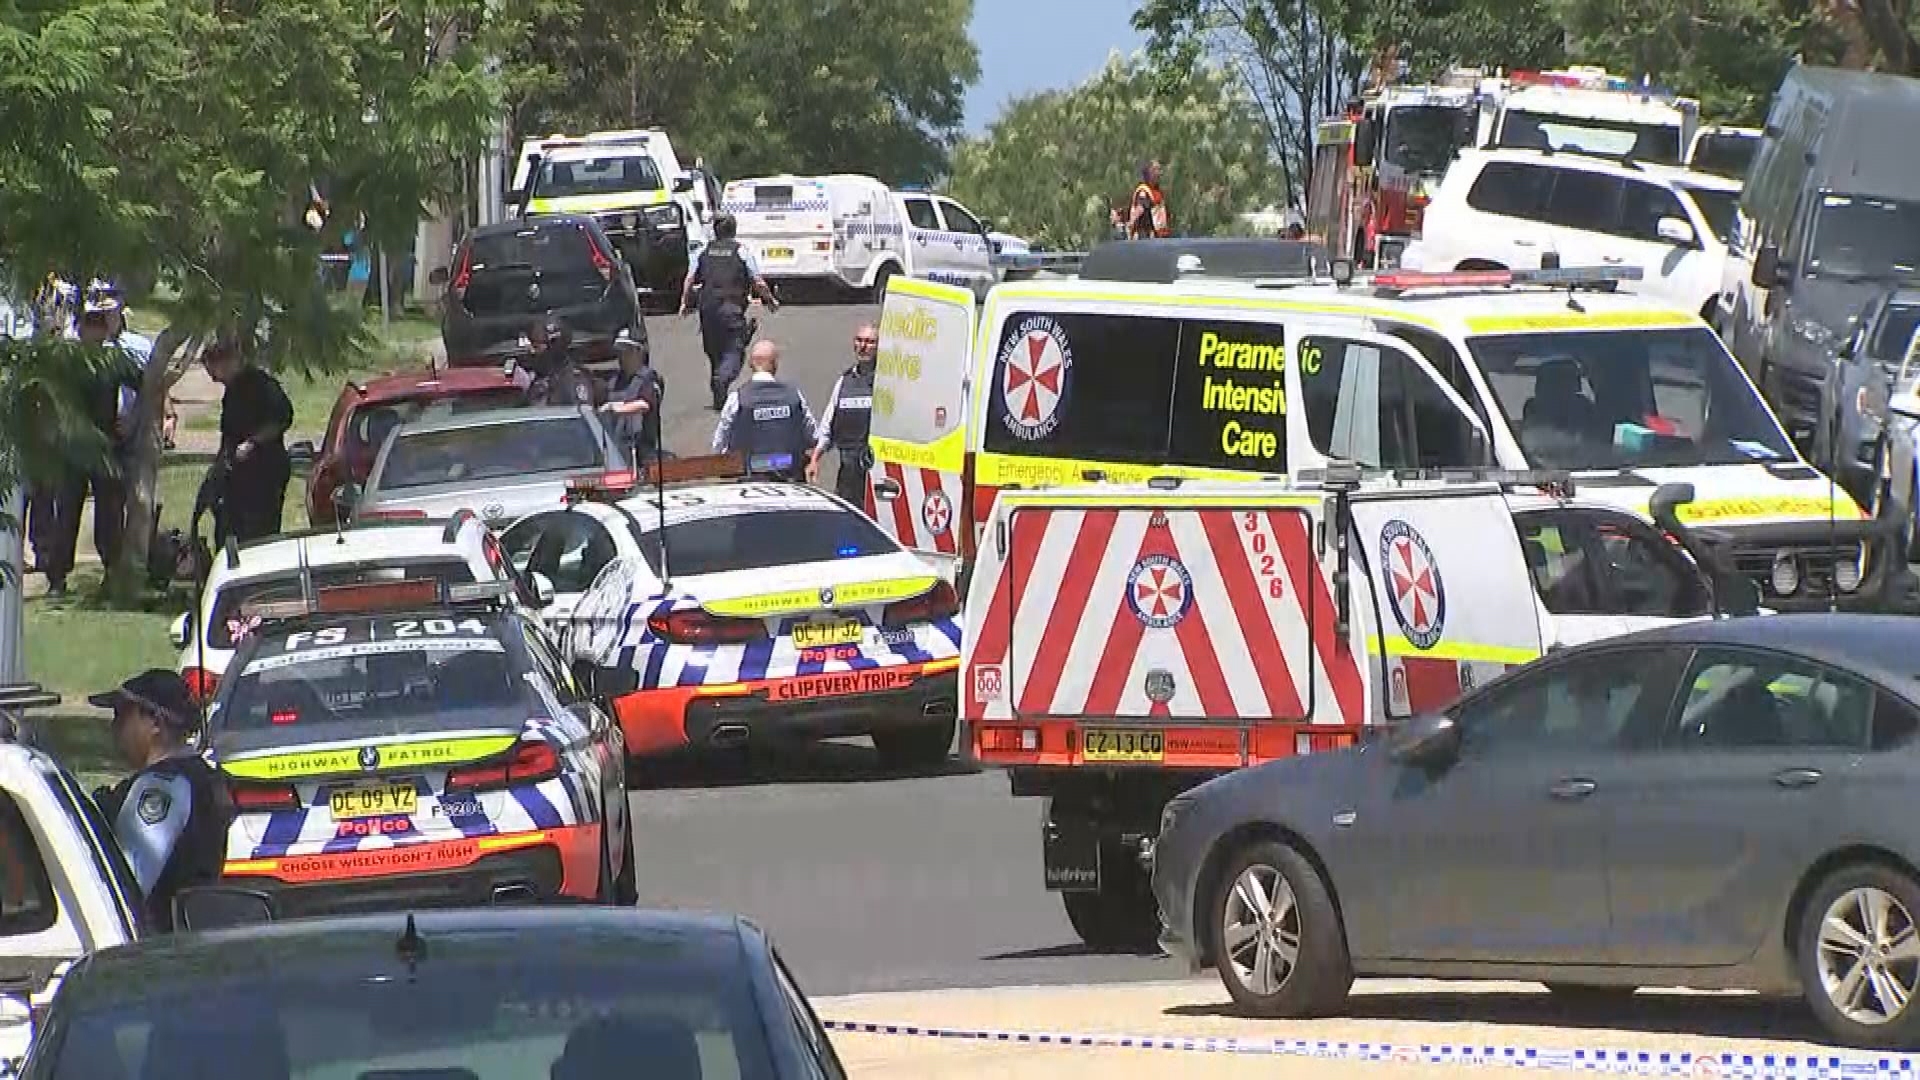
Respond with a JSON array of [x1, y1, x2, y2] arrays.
[[433, 214, 641, 367]]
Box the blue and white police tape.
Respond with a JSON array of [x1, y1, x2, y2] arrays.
[[819, 1018, 1913, 1077]]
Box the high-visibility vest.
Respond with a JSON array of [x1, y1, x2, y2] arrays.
[[1131, 183, 1171, 238]]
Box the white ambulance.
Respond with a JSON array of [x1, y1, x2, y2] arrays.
[[960, 471, 1747, 947], [865, 266, 1894, 614], [720, 175, 997, 299]]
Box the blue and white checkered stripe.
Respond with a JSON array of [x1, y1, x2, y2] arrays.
[[819, 1020, 1918, 1077], [723, 198, 832, 213], [607, 595, 961, 690], [909, 227, 990, 252], [846, 221, 905, 237]]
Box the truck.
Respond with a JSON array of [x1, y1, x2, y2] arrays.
[[1344, 72, 1484, 267]]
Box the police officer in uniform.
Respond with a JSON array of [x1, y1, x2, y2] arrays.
[[599, 328, 665, 460], [679, 214, 779, 410], [807, 323, 878, 505], [711, 339, 816, 482], [202, 339, 294, 545], [88, 670, 232, 931], [524, 317, 595, 407]]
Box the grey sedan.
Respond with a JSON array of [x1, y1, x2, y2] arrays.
[[1152, 614, 1920, 1048], [350, 405, 628, 530]]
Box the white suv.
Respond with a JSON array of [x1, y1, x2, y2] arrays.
[[1405, 148, 1739, 319]]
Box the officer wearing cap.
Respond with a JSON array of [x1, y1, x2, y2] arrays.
[[525, 317, 594, 407], [89, 670, 231, 931], [807, 323, 878, 505], [599, 328, 664, 459]]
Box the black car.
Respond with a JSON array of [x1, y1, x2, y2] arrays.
[[435, 215, 641, 367], [1152, 613, 1920, 1049], [21, 907, 848, 1079]]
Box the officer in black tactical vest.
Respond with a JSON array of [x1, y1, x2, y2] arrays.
[[679, 214, 779, 410], [89, 670, 233, 931], [711, 339, 816, 482], [807, 322, 879, 506]]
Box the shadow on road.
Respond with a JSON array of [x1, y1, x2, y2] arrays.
[[1165, 988, 1829, 1046], [627, 737, 977, 791], [984, 942, 1168, 961]]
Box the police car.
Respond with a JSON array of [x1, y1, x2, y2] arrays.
[[170, 513, 547, 700], [500, 455, 962, 765], [209, 579, 634, 914]]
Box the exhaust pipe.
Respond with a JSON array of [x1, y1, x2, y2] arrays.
[[709, 723, 750, 748], [491, 883, 537, 905]]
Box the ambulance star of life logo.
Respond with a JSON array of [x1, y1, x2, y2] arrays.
[[922, 490, 953, 535], [1379, 519, 1446, 651], [1126, 555, 1194, 629], [997, 315, 1071, 442]]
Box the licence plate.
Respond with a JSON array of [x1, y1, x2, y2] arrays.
[[328, 783, 418, 821], [792, 618, 863, 648], [765, 246, 794, 260], [1082, 728, 1164, 763]]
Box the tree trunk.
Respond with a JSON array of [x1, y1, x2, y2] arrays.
[[105, 328, 190, 607]]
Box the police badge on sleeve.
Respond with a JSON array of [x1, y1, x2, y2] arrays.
[[137, 787, 171, 825]]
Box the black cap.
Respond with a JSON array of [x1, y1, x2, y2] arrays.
[[88, 669, 197, 730]]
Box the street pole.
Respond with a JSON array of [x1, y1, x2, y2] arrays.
[[0, 483, 23, 688], [378, 246, 392, 330]]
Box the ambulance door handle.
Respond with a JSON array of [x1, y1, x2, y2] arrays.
[[873, 478, 901, 500], [1548, 777, 1596, 801], [1512, 238, 1535, 248]]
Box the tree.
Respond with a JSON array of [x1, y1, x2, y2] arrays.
[[0, 0, 524, 604], [948, 56, 1284, 250], [1556, 0, 1832, 121]]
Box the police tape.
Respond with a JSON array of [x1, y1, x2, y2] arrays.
[[818, 1018, 1913, 1077]]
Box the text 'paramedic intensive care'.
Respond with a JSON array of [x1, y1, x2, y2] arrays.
[[1193, 327, 1298, 462], [873, 304, 937, 420]]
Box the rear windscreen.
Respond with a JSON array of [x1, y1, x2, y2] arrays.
[[380, 417, 602, 490], [468, 224, 597, 277], [345, 392, 531, 463], [635, 509, 895, 577], [221, 618, 523, 735], [209, 560, 476, 649]]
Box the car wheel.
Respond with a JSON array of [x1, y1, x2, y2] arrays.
[[1543, 983, 1638, 1006], [1062, 884, 1160, 952], [611, 818, 639, 907], [872, 719, 953, 769], [1210, 840, 1351, 1018], [1797, 863, 1920, 1049], [870, 263, 896, 303]]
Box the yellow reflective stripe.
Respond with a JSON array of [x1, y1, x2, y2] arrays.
[[886, 276, 972, 304], [526, 191, 669, 214], [976, 452, 1277, 489], [979, 283, 1442, 331], [477, 832, 551, 853], [1368, 634, 1540, 665], [221, 734, 521, 781], [871, 429, 966, 474], [1004, 492, 1321, 510], [703, 576, 938, 618], [1623, 493, 1866, 524], [1465, 309, 1697, 333]]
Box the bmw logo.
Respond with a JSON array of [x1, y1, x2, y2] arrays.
[[358, 746, 380, 770], [819, 587, 836, 606]]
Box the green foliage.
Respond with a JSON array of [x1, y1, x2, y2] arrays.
[[512, 0, 979, 184], [948, 56, 1283, 250]]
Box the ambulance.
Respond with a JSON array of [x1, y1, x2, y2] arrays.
[[865, 265, 1895, 613], [1476, 68, 1701, 165], [959, 471, 1748, 948]]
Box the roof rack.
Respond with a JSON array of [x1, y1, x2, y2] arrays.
[[241, 578, 515, 623], [1298, 464, 1577, 496], [1364, 265, 1643, 296]]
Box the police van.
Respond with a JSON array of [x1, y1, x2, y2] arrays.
[[720, 175, 998, 300], [959, 471, 1746, 948], [866, 265, 1892, 613]]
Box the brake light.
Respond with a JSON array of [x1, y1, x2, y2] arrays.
[[586, 230, 615, 282], [881, 581, 960, 628], [182, 667, 219, 702], [647, 609, 767, 645], [446, 740, 561, 793], [451, 243, 474, 294], [229, 780, 298, 811], [358, 509, 429, 521], [1406, 192, 1430, 233]]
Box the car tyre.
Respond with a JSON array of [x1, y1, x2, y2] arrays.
[[1797, 863, 1920, 1049], [872, 719, 953, 769], [610, 818, 639, 907], [1210, 840, 1351, 1018], [870, 263, 896, 304], [1062, 885, 1160, 952]]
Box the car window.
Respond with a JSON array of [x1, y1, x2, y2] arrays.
[[1541, 169, 1624, 234], [1456, 648, 1678, 755], [1873, 694, 1920, 750], [772, 950, 846, 1080], [536, 154, 663, 198], [346, 393, 531, 465], [902, 197, 941, 231], [1297, 336, 1481, 469], [636, 508, 896, 578], [1585, 512, 1708, 617], [938, 199, 982, 234], [469, 222, 597, 276], [1680, 185, 1738, 246], [981, 311, 1180, 468], [379, 417, 604, 490], [1465, 161, 1553, 220], [503, 512, 618, 595], [208, 559, 477, 649], [1873, 305, 1920, 365], [1618, 180, 1692, 244], [0, 792, 57, 939], [1515, 515, 1600, 614], [1670, 648, 1874, 750]]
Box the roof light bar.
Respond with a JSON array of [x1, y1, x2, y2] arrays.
[[1368, 265, 1643, 292], [635, 453, 748, 487], [315, 579, 440, 614], [446, 580, 514, 604]]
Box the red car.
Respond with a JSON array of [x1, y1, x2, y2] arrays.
[[298, 367, 529, 526]]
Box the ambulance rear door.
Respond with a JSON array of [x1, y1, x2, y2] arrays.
[[869, 277, 975, 577], [1344, 489, 1545, 718]]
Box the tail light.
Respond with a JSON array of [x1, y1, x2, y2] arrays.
[[446, 740, 561, 793], [881, 581, 959, 628], [358, 508, 428, 521], [450, 243, 474, 295], [229, 780, 298, 811], [1407, 192, 1431, 234], [647, 609, 767, 645], [182, 667, 219, 702], [585, 229, 615, 283]]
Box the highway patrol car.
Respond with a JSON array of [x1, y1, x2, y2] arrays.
[[502, 456, 962, 765], [210, 579, 633, 913]]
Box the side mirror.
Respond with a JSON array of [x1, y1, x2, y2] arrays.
[[1656, 216, 1696, 247], [288, 440, 316, 465], [531, 571, 556, 607], [0, 991, 33, 1052], [1752, 245, 1786, 289], [1648, 481, 1698, 532], [672, 174, 695, 194], [1388, 711, 1460, 767], [978, 218, 996, 235], [168, 613, 191, 650], [173, 885, 277, 932], [1352, 118, 1376, 168], [428, 266, 450, 288]]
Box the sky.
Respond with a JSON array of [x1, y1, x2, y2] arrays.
[[963, 0, 1147, 134]]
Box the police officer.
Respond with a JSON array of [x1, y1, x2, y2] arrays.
[[679, 213, 779, 410], [807, 323, 878, 505], [711, 339, 815, 482], [88, 670, 231, 931], [599, 328, 665, 460], [524, 317, 594, 407], [202, 339, 293, 545]]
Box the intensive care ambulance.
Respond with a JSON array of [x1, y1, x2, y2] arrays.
[[959, 470, 1747, 949], [865, 265, 1896, 613], [720, 175, 997, 299]]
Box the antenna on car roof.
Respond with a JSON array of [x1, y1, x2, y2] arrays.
[[652, 439, 672, 590], [1827, 400, 1840, 613]]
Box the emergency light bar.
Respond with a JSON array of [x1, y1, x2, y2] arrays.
[[241, 579, 514, 622], [1367, 265, 1643, 294]]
